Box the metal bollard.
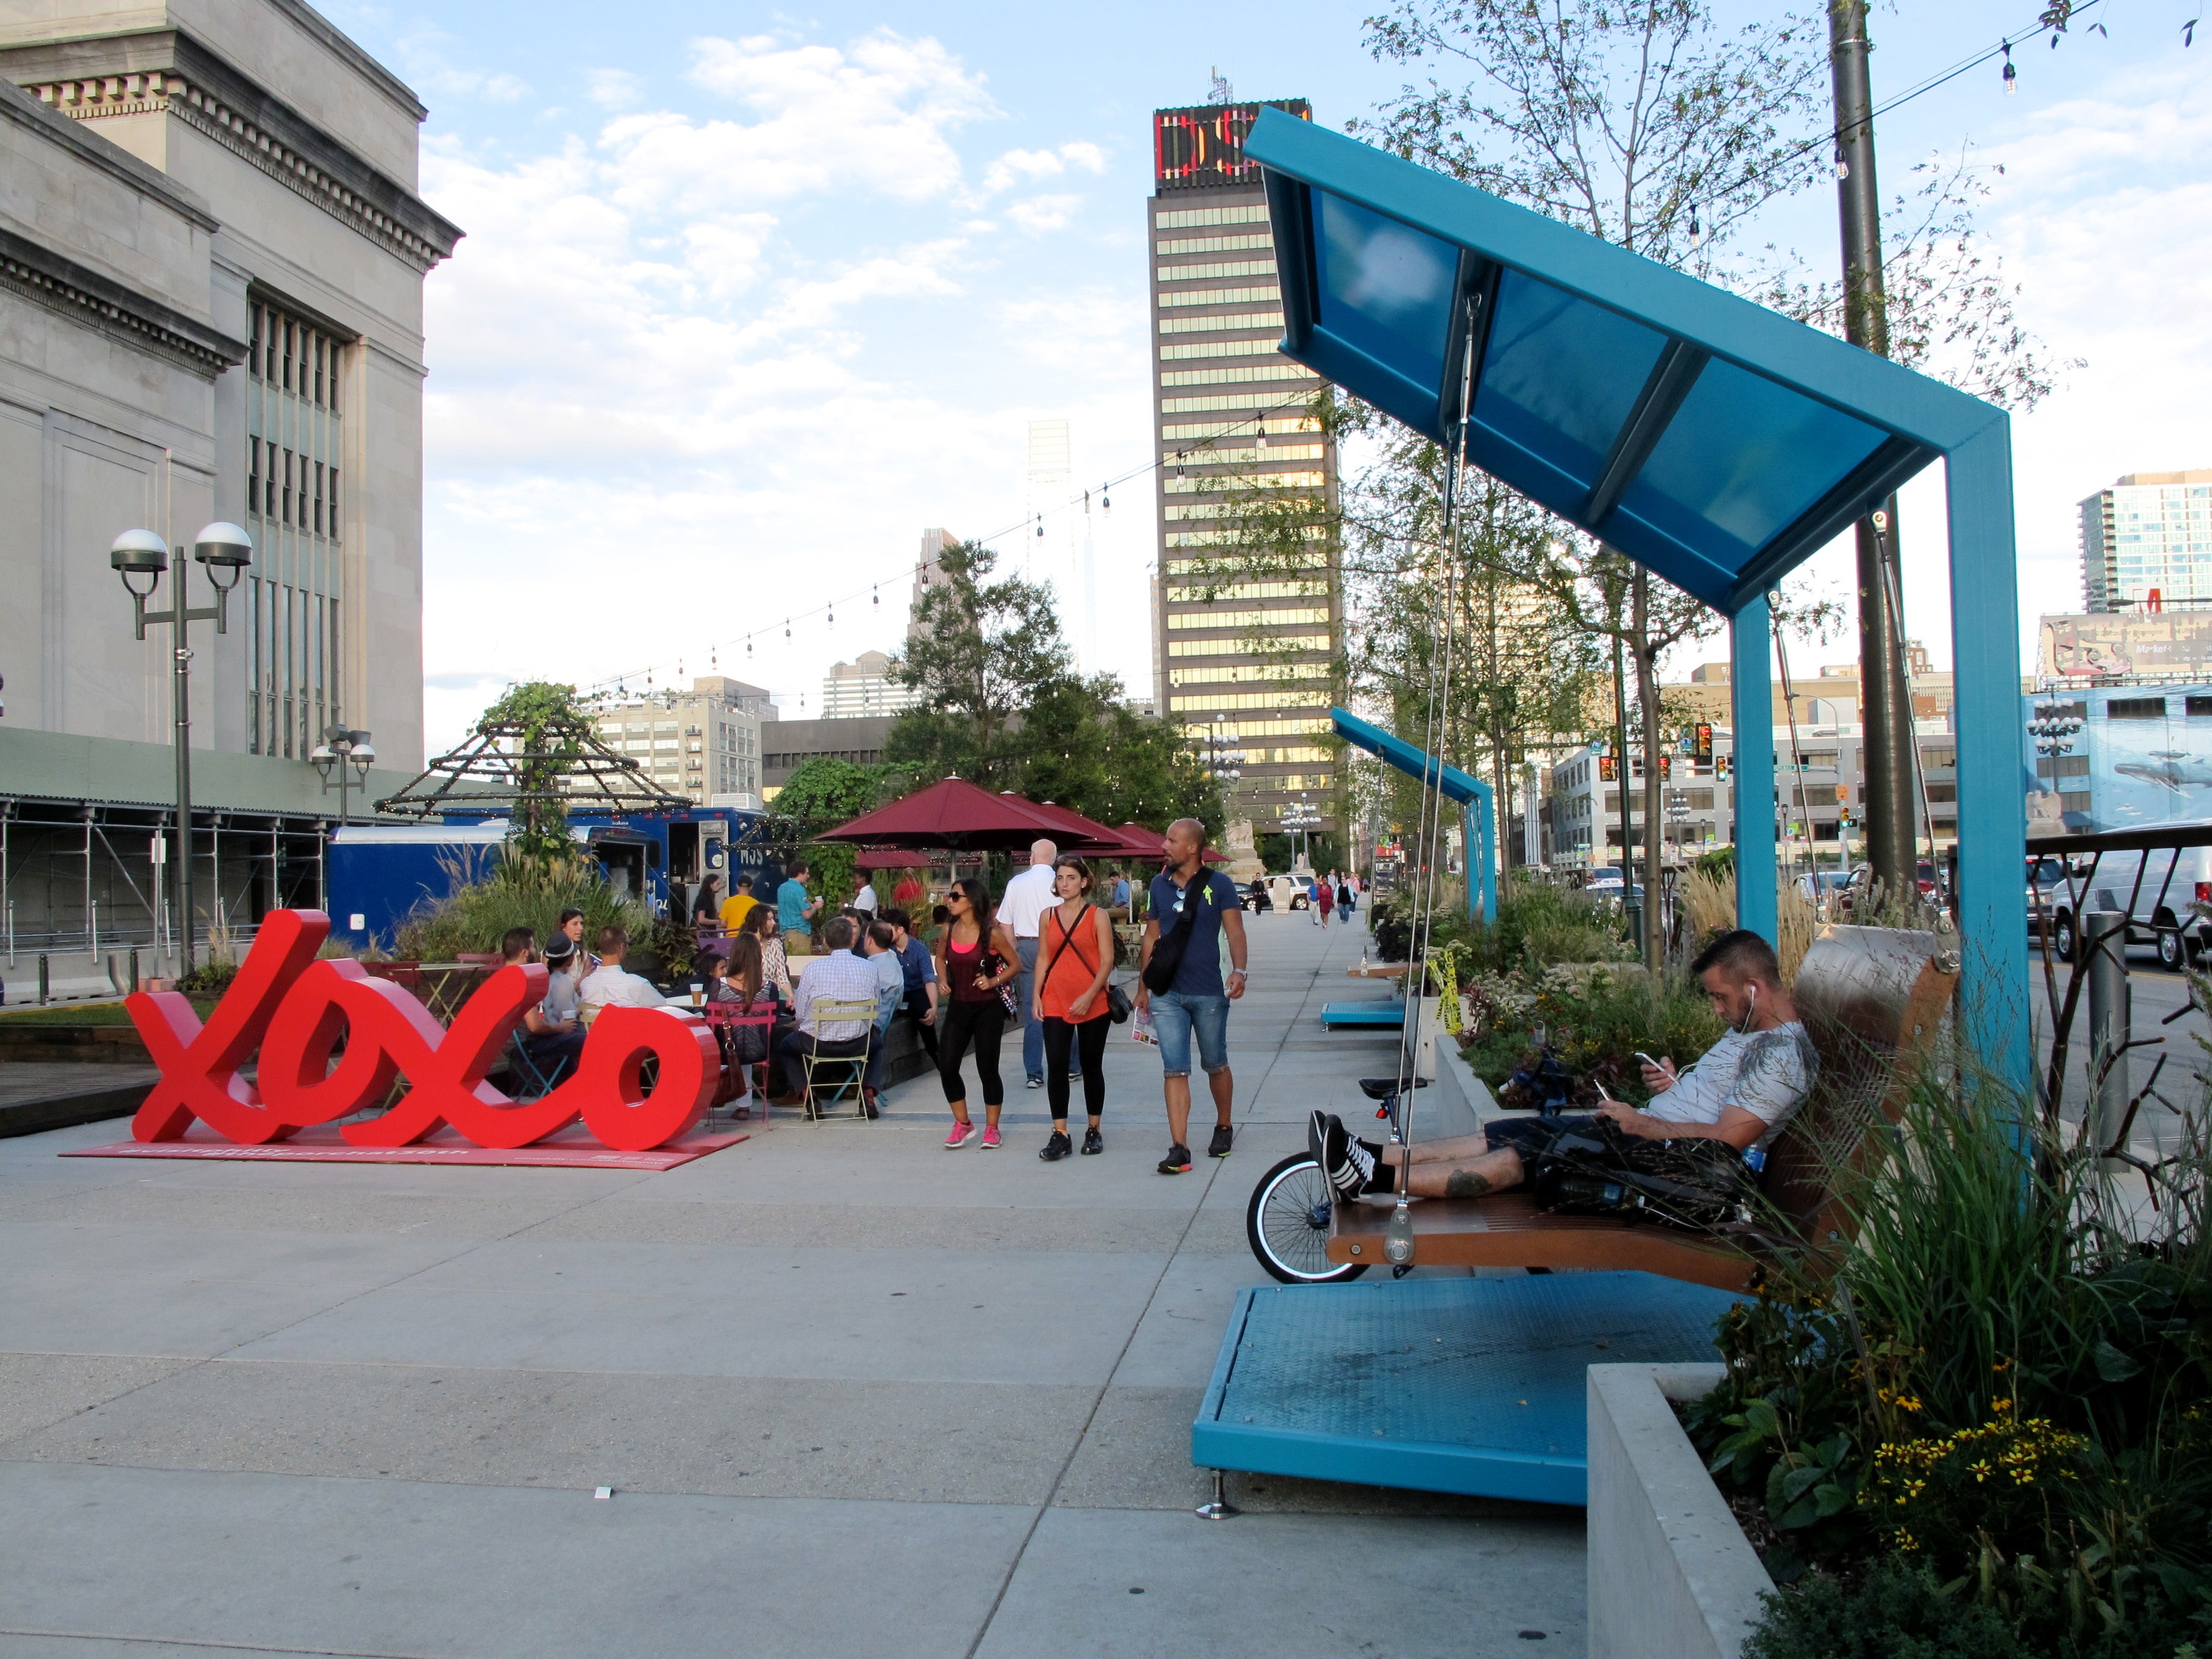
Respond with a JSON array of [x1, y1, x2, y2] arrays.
[[38, 952, 50, 1005], [130, 948, 141, 994], [2084, 910, 2130, 1156]]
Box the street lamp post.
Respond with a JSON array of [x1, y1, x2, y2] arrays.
[[110, 523, 253, 973], [309, 726, 378, 826]]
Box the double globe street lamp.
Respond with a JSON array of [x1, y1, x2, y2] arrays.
[[109, 521, 253, 971], [309, 727, 377, 826]]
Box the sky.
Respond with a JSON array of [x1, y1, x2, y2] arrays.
[[310, 1, 2212, 753]]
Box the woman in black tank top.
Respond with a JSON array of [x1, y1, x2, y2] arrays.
[[931, 879, 1019, 1150]]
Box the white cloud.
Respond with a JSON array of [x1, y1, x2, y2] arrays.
[[1007, 193, 1082, 232], [586, 69, 642, 110], [981, 140, 1109, 196]]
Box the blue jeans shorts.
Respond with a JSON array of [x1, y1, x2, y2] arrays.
[[1150, 990, 1229, 1078]]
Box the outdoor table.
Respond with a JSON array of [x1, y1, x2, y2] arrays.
[[1346, 962, 1412, 980], [411, 963, 489, 1024]]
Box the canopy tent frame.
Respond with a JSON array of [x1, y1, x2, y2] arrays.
[[1247, 110, 2020, 1075], [1330, 706, 1494, 923]]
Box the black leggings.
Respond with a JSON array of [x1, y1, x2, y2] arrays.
[[1043, 1016, 1109, 1121], [938, 998, 1007, 1107]]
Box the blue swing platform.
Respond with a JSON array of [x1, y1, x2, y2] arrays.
[[1193, 1273, 1741, 1506], [1319, 1001, 1404, 1029]]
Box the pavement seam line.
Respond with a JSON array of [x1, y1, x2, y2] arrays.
[[959, 928, 1340, 1658], [0, 1626, 483, 1659]]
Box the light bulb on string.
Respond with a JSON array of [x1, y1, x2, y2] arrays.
[[710, 645, 718, 670], [827, 603, 835, 627], [1102, 481, 1111, 514], [1035, 514, 1044, 538], [746, 636, 754, 659], [1687, 211, 1701, 250], [872, 586, 879, 608], [1834, 149, 1849, 182], [784, 619, 791, 638], [2002, 41, 2017, 92]]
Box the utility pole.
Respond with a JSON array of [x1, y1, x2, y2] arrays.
[[1829, 0, 1915, 897]]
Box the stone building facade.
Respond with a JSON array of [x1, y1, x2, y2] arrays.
[[0, 0, 458, 951]]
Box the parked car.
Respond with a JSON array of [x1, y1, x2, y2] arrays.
[[2030, 845, 2212, 968], [1835, 859, 1943, 920], [1795, 871, 1854, 906]]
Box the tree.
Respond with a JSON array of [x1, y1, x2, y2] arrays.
[[890, 540, 1072, 788], [1018, 675, 1224, 838], [475, 681, 596, 859], [752, 756, 894, 908]]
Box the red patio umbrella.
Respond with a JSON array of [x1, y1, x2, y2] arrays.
[[852, 848, 929, 871], [816, 776, 1118, 854], [1002, 796, 1136, 859], [1114, 822, 1225, 862]]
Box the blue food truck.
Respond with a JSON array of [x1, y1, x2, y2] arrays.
[[326, 808, 772, 952]]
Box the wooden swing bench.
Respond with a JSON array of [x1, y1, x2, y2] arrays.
[[1325, 925, 1959, 1293]]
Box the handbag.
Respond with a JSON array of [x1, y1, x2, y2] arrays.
[[978, 947, 1020, 1017], [1042, 905, 1130, 1024], [1141, 871, 1207, 994]]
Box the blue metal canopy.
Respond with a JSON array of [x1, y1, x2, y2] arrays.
[[1332, 705, 1494, 921], [1248, 109, 2001, 617], [1251, 110, 2027, 1080]]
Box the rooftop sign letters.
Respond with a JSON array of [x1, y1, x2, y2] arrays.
[[1153, 99, 1310, 189]]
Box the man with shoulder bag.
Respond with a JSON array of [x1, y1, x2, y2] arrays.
[[1134, 818, 1248, 1175]]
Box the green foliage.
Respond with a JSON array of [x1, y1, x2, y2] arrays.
[[1688, 1074, 2212, 1656], [1742, 1559, 2027, 1659], [888, 538, 1222, 836], [394, 850, 649, 962], [755, 757, 896, 908], [175, 957, 239, 997], [477, 681, 600, 858]]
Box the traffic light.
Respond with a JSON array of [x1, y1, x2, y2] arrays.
[[1716, 754, 1732, 780], [1694, 723, 1713, 762], [1598, 756, 1618, 782]]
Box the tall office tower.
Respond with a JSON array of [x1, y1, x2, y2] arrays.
[[1148, 95, 1342, 835], [909, 526, 960, 640], [2081, 470, 2212, 612]]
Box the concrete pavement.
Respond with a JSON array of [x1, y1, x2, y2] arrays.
[[0, 908, 1585, 1658]]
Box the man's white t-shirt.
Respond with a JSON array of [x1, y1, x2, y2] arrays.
[[998, 862, 1057, 940], [1642, 1022, 1818, 1151], [578, 965, 668, 1013], [853, 881, 879, 914]]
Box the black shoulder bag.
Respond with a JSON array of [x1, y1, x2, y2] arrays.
[[1141, 873, 1207, 995]]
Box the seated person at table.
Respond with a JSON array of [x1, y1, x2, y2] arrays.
[[880, 907, 939, 1061], [1312, 930, 1817, 1206], [578, 925, 669, 1018], [501, 926, 586, 1073], [860, 920, 907, 1105], [692, 950, 742, 1003], [771, 916, 879, 1107], [540, 931, 588, 1028]]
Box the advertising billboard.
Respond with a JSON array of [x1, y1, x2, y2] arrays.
[[1153, 99, 1311, 189], [2039, 611, 2212, 680], [2023, 685, 2212, 834]]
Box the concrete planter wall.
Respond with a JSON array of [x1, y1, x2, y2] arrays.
[[1587, 1362, 1774, 1659]]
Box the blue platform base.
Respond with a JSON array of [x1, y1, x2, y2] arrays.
[[1193, 1272, 1741, 1507], [1319, 1002, 1403, 1028]]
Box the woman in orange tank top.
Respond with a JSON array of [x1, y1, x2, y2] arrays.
[[1033, 856, 1118, 1161]]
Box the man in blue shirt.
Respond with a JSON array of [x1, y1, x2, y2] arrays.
[[777, 858, 822, 956], [1135, 817, 1248, 1174]]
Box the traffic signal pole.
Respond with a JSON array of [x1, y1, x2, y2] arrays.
[[1829, 0, 1916, 898]]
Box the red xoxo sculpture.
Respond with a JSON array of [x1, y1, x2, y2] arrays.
[[127, 910, 719, 1153]]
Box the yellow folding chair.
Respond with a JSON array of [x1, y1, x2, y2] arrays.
[[797, 999, 879, 1122]]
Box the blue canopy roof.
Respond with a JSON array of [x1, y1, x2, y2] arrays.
[[1245, 109, 2007, 615]]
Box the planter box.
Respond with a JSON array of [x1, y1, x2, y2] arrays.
[[0, 1025, 151, 1065], [1587, 1363, 1774, 1659]]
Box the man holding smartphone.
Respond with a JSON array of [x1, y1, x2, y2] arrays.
[[1312, 930, 1816, 1204]]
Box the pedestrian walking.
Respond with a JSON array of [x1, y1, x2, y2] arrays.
[[997, 838, 1059, 1090], [933, 879, 1021, 1150], [1338, 876, 1356, 921], [1316, 873, 1335, 929], [1134, 818, 1248, 1174], [1034, 856, 1117, 1161]]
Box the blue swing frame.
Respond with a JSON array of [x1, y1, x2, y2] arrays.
[[1247, 109, 2025, 1075]]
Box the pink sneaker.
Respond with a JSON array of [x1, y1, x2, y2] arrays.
[[944, 1121, 977, 1149], [980, 1125, 1002, 1150]]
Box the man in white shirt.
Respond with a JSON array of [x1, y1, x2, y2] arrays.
[[578, 925, 669, 1018], [1314, 929, 1817, 1204], [774, 916, 883, 1113], [996, 838, 1059, 1090], [851, 876, 879, 916]]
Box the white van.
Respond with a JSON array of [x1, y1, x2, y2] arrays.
[[2038, 845, 2212, 968]]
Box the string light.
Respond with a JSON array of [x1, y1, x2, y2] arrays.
[[1035, 514, 1044, 538], [1689, 211, 1701, 249], [2002, 40, 2017, 92], [827, 602, 835, 626], [784, 619, 791, 638], [1834, 149, 1849, 181], [872, 585, 879, 608]]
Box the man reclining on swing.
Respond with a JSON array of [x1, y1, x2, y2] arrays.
[[1310, 930, 1817, 1215]]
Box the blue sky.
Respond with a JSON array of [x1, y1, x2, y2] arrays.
[[312, 2, 2212, 750]]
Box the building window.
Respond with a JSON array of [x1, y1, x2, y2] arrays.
[[244, 297, 348, 757]]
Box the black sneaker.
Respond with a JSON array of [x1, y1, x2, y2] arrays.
[[1315, 1114, 1375, 1200], [1207, 1122, 1235, 1159], [1039, 1129, 1072, 1162], [1081, 1127, 1104, 1156], [1157, 1143, 1193, 1175]]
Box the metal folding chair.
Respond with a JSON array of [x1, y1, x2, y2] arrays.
[[505, 1031, 573, 1100], [698, 998, 779, 1122], [796, 999, 878, 1122]]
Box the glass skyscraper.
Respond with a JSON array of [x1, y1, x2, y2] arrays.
[[2080, 469, 2212, 611], [1148, 96, 1343, 835]]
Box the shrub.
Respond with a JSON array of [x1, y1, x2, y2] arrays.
[[393, 850, 651, 962], [1742, 1559, 2026, 1659]]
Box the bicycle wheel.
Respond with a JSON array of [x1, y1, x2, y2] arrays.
[[1246, 1153, 1367, 1284]]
